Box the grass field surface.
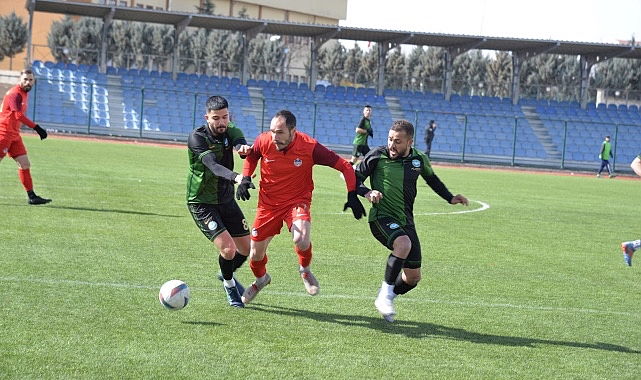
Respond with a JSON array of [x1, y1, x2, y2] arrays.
[[1, 135, 640, 379]]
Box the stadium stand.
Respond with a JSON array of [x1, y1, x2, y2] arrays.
[[27, 60, 641, 171]]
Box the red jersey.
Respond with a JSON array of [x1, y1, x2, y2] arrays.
[[0, 84, 37, 138], [243, 131, 357, 208]]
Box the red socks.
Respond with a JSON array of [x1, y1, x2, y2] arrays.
[[19, 168, 33, 192], [295, 243, 312, 268], [249, 255, 268, 278]]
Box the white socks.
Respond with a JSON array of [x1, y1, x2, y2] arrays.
[[380, 281, 396, 299]]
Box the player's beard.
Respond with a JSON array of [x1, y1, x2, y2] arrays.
[[21, 84, 32, 92], [389, 145, 410, 159], [209, 123, 227, 137]]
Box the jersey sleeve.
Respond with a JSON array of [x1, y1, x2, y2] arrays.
[[242, 134, 263, 177], [353, 147, 382, 196], [188, 131, 237, 182], [228, 124, 248, 151], [7, 92, 36, 128], [312, 143, 357, 192]]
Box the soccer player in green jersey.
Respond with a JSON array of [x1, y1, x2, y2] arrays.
[[349, 105, 374, 165], [597, 135, 614, 178], [354, 119, 468, 322], [187, 95, 254, 308]]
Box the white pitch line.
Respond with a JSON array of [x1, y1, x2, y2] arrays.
[[415, 200, 490, 215], [1, 276, 637, 318], [320, 200, 490, 216]]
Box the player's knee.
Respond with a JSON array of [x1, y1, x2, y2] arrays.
[[404, 269, 421, 285], [293, 237, 310, 251], [393, 235, 412, 257]]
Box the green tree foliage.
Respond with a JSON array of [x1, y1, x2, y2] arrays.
[[452, 50, 488, 96], [0, 12, 28, 70], [343, 42, 365, 86], [108, 21, 133, 68], [48, 16, 75, 63], [520, 54, 581, 101], [0, 17, 7, 62], [196, 0, 215, 15], [148, 25, 174, 71], [417, 47, 445, 93], [247, 35, 267, 78], [385, 46, 405, 89], [264, 37, 286, 80], [40, 14, 641, 102], [486, 51, 512, 98], [360, 44, 379, 87], [405, 46, 425, 90], [318, 40, 346, 85], [74, 17, 103, 65]]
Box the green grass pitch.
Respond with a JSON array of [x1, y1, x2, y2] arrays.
[[1, 135, 640, 379]]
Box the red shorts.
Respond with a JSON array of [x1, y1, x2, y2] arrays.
[[250, 201, 312, 241], [0, 133, 27, 159]]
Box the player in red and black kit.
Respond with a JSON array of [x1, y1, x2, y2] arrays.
[[235, 110, 366, 304], [0, 69, 51, 205]]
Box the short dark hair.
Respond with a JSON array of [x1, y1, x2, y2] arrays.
[[429, 120, 435, 126], [274, 110, 297, 130], [20, 69, 34, 76], [391, 119, 414, 138], [205, 95, 229, 112]]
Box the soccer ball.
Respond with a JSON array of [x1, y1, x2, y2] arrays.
[[159, 280, 190, 310]]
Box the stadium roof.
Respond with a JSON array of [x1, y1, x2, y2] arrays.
[[29, 0, 641, 60]]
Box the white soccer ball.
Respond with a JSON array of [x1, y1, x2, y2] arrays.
[[159, 280, 191, 310]]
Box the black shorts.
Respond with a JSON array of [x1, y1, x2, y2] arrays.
[[352, 144, 370, 157], [369, 216, 422, 268], [188, 201, 250, 241]]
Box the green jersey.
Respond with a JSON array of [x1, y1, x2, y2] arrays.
[[355, 146, 454, 226], [352, 117, 372, 145], [186, 123, 247, 205], [600, 140, 612, 160]]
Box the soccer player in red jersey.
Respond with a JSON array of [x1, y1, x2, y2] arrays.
[[236, 110, 366, 303], [0, 69, 51, 205]]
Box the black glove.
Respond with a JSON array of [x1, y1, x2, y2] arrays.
[[367, 129, 373, 138], [34, 125, 47, 140], [236, 176, 255, 201], [343, 190, 366, 220]]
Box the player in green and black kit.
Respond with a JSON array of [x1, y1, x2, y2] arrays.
[[187, 95, 255, 308], [354, 119, 468, 322], [349, 105, 374, 165]]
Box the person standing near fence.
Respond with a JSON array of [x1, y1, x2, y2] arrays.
[[596, 135, 614, 178], [424, 120, 436, 158], [0, 69, 51, 205], [349, 105, 373, 165]]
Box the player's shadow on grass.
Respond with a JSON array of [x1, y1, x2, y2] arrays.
[[33, 204, 182, 218], [250, 303, 640, 354]]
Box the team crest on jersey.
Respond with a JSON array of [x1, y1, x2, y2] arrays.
[[389, 222, 400, 229], [2, 148, 7, 154], [412, 159, 420, 168], [294, 158, 303, 167], [252, 228, 258, 237]]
